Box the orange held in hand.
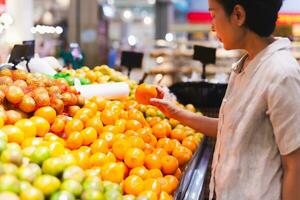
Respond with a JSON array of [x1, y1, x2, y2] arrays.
[[135, 83, 158, 105]]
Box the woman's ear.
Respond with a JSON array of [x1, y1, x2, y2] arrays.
[[232, 4, 246, 27]]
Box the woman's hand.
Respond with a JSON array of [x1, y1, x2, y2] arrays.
[[150, 87, 181, 118]]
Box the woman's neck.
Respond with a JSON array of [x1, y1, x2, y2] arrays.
[[243, 33, 275, 61]]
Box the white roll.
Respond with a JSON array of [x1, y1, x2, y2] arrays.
[[74, 82, 130, 100]]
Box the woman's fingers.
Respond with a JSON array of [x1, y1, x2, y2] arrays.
[[150, 98, 168, 106], [156, 86, 165, 99]]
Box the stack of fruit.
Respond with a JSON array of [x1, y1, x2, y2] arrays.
[[0, 69, 85, 122], [59, 65, 137, 96], [0, 68, 203, 200]]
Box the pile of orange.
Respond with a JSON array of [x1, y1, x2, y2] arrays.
[[58, 96, 203, 198], [0, 78, 203, 199]]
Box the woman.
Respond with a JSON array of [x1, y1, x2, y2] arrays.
[[151, 0, 300, 199]]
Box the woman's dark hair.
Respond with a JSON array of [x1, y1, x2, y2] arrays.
[[216, 0, 283, 37]]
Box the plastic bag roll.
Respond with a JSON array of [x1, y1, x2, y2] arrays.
[[74, 82, 130, 100]]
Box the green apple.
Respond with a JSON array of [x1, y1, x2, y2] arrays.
[[42, 157, 64, 176], [0, 174, 20, 193], [61, 179, 83, 197], [104, 190, 122, 200], [81, 189, 105, 200], [63, 166, 85, 183], [18, 163, 42, 182], [83, 177, 104, 192], [3, 163, 18, 175], [30, 146, 50, 165], [103, 181, 122, 193], [50, 191, 75, 200]]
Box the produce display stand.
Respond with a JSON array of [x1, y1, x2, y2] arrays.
[[174, 138, 213, 200]]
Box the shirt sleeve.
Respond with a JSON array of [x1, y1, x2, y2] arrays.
[[267, 75, 300, 155]]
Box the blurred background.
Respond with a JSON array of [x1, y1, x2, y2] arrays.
[[0, 0, 299, 85]]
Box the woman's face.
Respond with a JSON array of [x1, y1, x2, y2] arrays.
[[208, 0, 245, 50]]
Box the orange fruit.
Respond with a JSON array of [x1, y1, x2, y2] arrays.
[[145, 153, 162, 170], [90, 96, 107, 111], [22, 137, 43, 148], [137, 127, 152, 136], [159, 191, 173, 200], [112, 138, 131, 160], [48, 141, 65, 157], [123, 175, 144, 196], [156, 138, 176, 154], [128, 110, 147, 125], [115, 119, 126, 133], [50, 117, 66, 135], [129, 166, 150, 180], [170, 128, 186, 142], [44, 133, 65, 145], [1, 125, 24, 144], [73, 150, 90, 169], [152, 122, 168, 139], [127, 135, 145, 149], [100, 132, 115, 148], [174, 168, 182, 180], [124, 130, 139, 137], [144, 178, 161, 195], [141, 133, 157, 147], [91, 139, 109, 154], [64, 118, 84, 137], [89, 152, 110, 167], [67, 105, 80, 117], [182, 137, 198, 152], [101, 162, 125, 183], [165, 175, 179, 194], [84, 101, 98, 114], [168, 118, 180, 128], [126, 119, 142, 131], [153, 148, 168, 158], [114, 133, 127, 141], [144, 143, 155, 155], [124, 148, 145, 168], [34, 106, 56, 124], [74, 108, 93, 123], [78, 146, 92, 155], [30, 116, 50, 137], [103, 125, 118, 134], [135, 83, 157, 105], [148, 169, 163, 179], [147, 116, 162, 127], [172, 145, 193, 166], [15, 119, 37, 138], [119, 110, 128, 119], [106, 152, 117, 163], [161, 155, 178, 175], [85, 116, 103, 134], [66, 131, 83, 150], [101, 109, 119, 125], [81, 127, 98, 146], [124, 100, 138, 110]]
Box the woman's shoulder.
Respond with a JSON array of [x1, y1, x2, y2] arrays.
[[264, 49, 300, 79]]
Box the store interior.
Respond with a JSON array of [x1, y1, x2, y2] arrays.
[[0, 0, 299, 199]]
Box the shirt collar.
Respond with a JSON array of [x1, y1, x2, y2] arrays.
[[232, 37, 292, 74]]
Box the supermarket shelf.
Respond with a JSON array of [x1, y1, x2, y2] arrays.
[[174, 138, 213, 200]]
